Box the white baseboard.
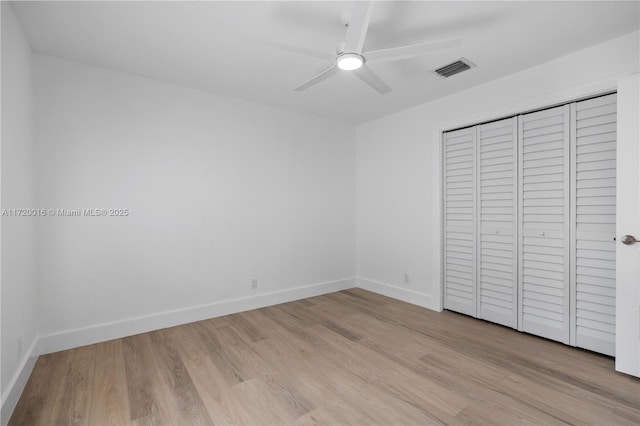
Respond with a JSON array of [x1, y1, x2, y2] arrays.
[[1, 337, 39, 426], [37, 277, 356, 356], [356, 276, 440, 311]]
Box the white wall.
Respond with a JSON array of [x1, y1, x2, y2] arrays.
[[33, 54, 356, 353], [0, 3, 38, 423], [356, 32, 639, 322]]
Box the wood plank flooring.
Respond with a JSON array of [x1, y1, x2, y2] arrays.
[[9, 289, 640, 425]]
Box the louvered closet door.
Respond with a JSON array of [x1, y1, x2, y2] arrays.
[[477, 118, 518, 328], [570, 94, 617, 356], [444, 127, 476, 316], [519, 105, 570, 344]]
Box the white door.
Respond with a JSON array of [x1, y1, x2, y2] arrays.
[[477, 118, 518, 328], [615, 74, 640, 377], [443, 127, 477, 316], [570, 94, 618, 356], [519, 105, 571, 344]]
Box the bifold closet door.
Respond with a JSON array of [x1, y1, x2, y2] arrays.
[[519, 105, 571, 344], [443, 127, 477, 316], [477, 118, 518, 328], [570, 93, 617, 356]]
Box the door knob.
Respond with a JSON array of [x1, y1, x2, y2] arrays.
[[621, 235, 638, 245]]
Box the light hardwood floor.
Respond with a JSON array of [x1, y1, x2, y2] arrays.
[[9, 289, 640, 425]]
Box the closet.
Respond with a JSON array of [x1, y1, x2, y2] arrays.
[[442, 93, 617, 356]]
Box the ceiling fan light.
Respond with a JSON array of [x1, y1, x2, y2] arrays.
[[337, 53, 364, 71]]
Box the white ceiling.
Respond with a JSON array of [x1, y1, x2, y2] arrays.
[[11, 1, 640, 124]]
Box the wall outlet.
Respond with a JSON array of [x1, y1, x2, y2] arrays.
[[17, 336, 23, 358], [251, 278, 258, 290], [403, 273, 410, 285]]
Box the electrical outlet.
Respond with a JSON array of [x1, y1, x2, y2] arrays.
[[251, 279, 258, 290], [403, 273, 410, 285], [17, 336, 23, 358]]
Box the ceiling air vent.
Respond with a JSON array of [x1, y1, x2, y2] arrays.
[[434, 58, 475, 78]]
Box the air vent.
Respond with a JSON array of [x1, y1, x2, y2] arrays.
[[434, 58, 475, 78]]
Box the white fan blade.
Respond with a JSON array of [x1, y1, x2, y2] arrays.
[[294, 65, 339, 92], [262, 40, 334, 61], [365, 38, 461, 63], [353, 65, 391, 95], [343, 1, 373, 54]]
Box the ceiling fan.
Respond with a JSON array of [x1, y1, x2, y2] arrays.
[[294, 1, 461, 95]]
